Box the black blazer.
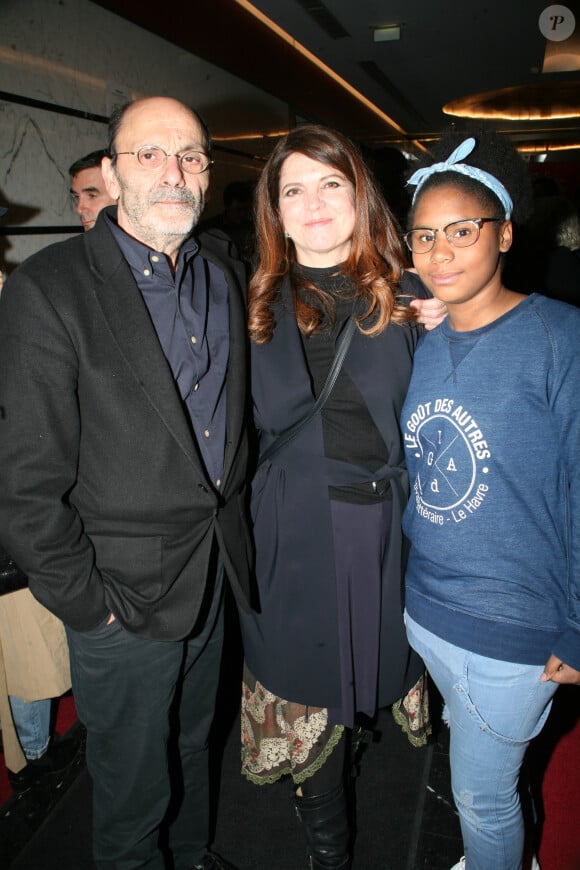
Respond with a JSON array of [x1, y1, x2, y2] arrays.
[[0, 213, 253, 639]]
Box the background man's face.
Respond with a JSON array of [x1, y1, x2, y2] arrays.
[[71, 166, 116, 231]]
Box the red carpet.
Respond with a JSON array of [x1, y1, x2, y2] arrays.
[[535, 687, 580, 870], [0, 691, 77, 805]]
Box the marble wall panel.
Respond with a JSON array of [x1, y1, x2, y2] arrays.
[[0, 0, 288, 270]]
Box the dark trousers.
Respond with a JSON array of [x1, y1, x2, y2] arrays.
[[66, 566, 225, 870]]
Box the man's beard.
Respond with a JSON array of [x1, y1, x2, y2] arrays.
[[146, 188, 205, 236], [115, 171, 206, 247]]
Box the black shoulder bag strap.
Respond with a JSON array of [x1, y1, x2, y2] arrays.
[[258, 314, 357, 467]]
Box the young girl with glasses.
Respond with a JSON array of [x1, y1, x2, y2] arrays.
[[401, 132, 580, 870]]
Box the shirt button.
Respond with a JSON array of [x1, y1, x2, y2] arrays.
[[191, 335, 197, 344], [216, 479, 221, 487], [204, 429, 210, 438], [151, 255, 160, 262], [194, 383, 199, 392], [143, 268, 151, 276]]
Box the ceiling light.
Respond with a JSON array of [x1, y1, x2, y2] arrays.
[[212, 131, 288, 142], [517, 141, 580, 153], [443, 82, 580, 121], [373, 25, 401, 42]]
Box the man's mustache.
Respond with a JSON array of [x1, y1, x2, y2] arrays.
[[149, 189, 199, 205]]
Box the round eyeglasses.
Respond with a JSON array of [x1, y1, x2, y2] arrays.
[[113, 146, 213, 174], [403, 218, 502, 255]]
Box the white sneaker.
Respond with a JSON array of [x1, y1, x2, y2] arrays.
[[449, 857, 539, 870]]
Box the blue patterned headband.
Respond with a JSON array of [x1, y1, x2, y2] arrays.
[[407, 137, 513, 220]]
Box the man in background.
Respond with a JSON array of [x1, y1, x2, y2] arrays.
[[69, 149, 115, 231]]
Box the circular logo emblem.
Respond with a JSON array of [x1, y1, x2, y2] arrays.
[[413, 415, 477, 511], [539, 5, 576, 41]]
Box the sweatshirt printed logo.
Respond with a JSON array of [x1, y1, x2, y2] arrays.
[[403, 398, 491, 526]]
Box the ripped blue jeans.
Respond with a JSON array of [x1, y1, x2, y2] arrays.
[[405, 613, 557, 870]]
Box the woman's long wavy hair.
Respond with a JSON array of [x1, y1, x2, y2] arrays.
[[248, 124, 415, 344]]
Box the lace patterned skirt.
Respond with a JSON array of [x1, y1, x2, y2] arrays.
[[241, 666, 431, 786], [241, 664, 344, 786]]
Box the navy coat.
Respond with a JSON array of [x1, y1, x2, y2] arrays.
[[240, 273, 427, 708]]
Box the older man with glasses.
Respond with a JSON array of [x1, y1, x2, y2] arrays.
[[0, 97, 253, 870]]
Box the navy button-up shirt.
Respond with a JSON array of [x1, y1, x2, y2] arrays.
[[106, 210, 229, 489]]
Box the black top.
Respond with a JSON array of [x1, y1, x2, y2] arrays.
[[297, 264, 392, 503]]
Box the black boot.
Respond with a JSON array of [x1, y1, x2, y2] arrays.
[[295, 783, 351, 870]]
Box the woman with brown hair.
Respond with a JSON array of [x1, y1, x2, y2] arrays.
[[238, 124, 443, 869]]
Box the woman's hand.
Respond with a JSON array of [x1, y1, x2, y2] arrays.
[[410, 296, 447, 331], [541, 654, 580, 685]]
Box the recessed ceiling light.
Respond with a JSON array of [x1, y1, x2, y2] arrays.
[[373, 25, 401, 42]]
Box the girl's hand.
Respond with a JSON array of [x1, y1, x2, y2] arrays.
[[410, 296, 447, 331], [541, 654, 580, 685]]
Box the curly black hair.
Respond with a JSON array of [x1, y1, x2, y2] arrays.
[[406, 128, 533, 226]]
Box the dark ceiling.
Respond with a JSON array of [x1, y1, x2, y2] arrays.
[[93, 0, 580, 159]]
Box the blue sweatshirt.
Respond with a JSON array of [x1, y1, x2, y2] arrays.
[[402, 294, 580, 670]]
